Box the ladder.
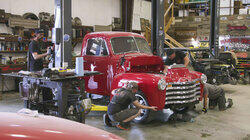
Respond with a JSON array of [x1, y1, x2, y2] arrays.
[[164, 1, 196, 59], [164, 0, 185, 49], [145, 0, 185, 49]]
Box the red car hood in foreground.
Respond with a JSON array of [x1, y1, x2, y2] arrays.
[[0, 112, 123, 140]]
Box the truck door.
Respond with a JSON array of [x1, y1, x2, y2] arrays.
[[83, 38, 110, 95]]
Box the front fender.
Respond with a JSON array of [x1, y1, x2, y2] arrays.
[[111, 73, 166, 110]]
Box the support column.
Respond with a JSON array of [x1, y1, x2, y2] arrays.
[[151, 0, 165, 57], [209, 0, 220, 58], [53, 0, 72, 68], [121, 0, 134, 32]]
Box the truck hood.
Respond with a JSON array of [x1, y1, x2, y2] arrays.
[[118, 53, 164, 73], [165, 67, 201, 83], [121, 53, 164, 66]]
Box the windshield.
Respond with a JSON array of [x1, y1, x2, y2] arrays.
[[134, 37, 152, 54], [111, 37, 153, 55]]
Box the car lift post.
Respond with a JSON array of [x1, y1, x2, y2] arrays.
[[52, 0, 106, 114], [151, 0, 165, 57], [209, 0, 220, 59], [52, 0, 72, 68]]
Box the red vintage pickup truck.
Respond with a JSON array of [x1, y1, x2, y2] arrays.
[[81, 32, 206, 123]]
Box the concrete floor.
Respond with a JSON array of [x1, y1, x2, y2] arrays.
[[1, 84, 250, 140]]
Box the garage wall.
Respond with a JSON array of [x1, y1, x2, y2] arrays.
[[132, 0, 151, 30], [0, 0, 121, 26]]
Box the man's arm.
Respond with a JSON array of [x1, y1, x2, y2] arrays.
[[163, 65, 168, 73], [163, 59, 171, 73], [32, 47, 50, 60], [32, 52, 48, 60], [183, 55, 190, 67], [132, 100, 157, 111]]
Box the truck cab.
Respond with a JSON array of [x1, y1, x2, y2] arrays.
[[81, 32, 206, 123]]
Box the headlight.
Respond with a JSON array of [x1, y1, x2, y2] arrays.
[[201, 74, 207, 84], [158, 78, 167, 90]]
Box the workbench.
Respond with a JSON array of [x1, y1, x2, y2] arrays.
[[1, 70, 100, 123]]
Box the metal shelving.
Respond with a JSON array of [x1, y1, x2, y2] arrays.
[[176, 0, 210, 17], [0, 51, 27, 53], [178, 0, 209, 5]]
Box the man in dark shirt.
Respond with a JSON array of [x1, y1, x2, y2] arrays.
[[27, 30, 52, 113], [163, 49, 190, 73], [106, 82, 157, 130], [28, 30, 50, 72]]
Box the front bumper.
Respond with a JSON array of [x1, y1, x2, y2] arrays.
[[165, 79, 201, 107]]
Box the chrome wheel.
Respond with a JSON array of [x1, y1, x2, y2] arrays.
[[134, 94, 149, 121], [129, 91, 152, 123]]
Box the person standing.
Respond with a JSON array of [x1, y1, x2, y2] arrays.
[[28, 29, 51, 72], [27, 29, 52, 113]]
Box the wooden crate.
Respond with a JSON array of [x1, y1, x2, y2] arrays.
[[9, 17, 39, 29]]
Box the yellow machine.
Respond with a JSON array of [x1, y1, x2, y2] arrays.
[[91, 104, 108, 111]]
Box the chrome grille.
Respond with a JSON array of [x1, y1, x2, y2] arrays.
[[165, 79, 201, 105]]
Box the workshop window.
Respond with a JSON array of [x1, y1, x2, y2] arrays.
[[86, 38, 108, 56]]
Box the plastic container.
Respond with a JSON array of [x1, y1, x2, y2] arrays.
[[75, 57, 84, 76]]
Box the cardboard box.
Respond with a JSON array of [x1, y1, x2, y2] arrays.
[[220, 0, 234, 15], [8, 17, 39, 29], [220, 0, 234, 7], [178, 0, 189, 4], [242, 0, 250, 5], [178, 10, 189, 17], [195, 17, 202, 22], [93, 25, 112, 32], [199, 12, 205, 16], [220, 8, 234, 15], [239, 8, 248, 15], [189, 12, 197, 16]]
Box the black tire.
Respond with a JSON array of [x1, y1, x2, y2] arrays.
[[103, 113, 112, 127], [129, 91, 154, 124], [173, 107, 189, 114], [23, 13, 38, 20]]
